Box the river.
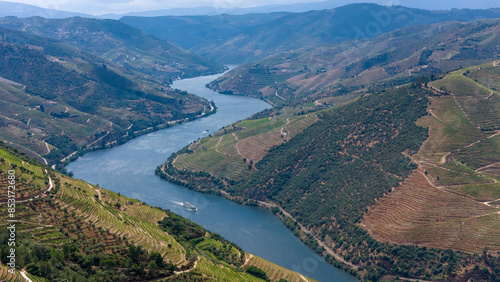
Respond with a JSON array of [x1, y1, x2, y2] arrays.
[[66, 71, 357, 282]]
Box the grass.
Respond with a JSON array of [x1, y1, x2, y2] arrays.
[[195, 257, 264, 282], [448, 182, 500, 201], [429, 65, 500, 131], [454, 136, 500, 171]]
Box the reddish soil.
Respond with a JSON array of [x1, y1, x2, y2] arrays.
[[362, 169, 500, 253], [237, 132, 284, 163]]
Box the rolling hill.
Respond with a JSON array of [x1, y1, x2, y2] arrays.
[[0, 1, 91, 18], [0, 16, 226, 84], [208, 18, 500, 106], [122, 3, 500, 64], [0, 27, 216, 166], [158, 59, 500, 280]]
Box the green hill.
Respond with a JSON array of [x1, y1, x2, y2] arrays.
[[159, 61, 500, 280], [0, 27, 216, 166], [0, 142, 315, 282], [122, 4, 500, 64], [0, 16, 225, 84], [208, 19, 500, 106]]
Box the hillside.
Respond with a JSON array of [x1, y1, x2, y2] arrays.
[[0, 27, 216, 166], [0, 1, 91, 18], [362, 61, 500, 253], [0, 16, 225, 84], [0, 142, 315, 281], [122, 4, 500, 64], [120, 13, 290, 54], [209, 19, 500, 106], [158, 68, 500, 280]]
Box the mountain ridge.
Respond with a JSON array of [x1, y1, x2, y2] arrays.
[[121, 4, 500, 63]]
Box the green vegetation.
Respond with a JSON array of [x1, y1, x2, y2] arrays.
[[209, 19, 500, 106], [122, 4, 500, 64], [0, 142, 313, 281], [0, 17, 225, 83], [0, 27, 216, 165], [246, 266, 270, 281], [156, 108, 319, 202], [162, 79, 500, 280]]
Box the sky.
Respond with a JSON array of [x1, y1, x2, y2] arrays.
[[3, 0, 500, 15]]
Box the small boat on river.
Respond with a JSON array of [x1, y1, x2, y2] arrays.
[[183, 201, 197, 211]]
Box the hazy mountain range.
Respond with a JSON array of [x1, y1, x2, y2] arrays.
[[1, 0, 499, 19], [121, 4, 500, 63]]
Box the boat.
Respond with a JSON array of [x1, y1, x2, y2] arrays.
[[183, 201, 197, 211]]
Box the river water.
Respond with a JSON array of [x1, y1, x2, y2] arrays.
[[67, 71, 357, 282]]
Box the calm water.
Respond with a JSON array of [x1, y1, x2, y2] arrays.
[[67, 71, 357, 282]]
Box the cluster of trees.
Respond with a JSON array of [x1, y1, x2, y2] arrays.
[[158, 210, 245, 267], [0, 230, 172, 281]]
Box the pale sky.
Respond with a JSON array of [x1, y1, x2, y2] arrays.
[[6, 0, 322, 14], [3, 0, 500, 15]]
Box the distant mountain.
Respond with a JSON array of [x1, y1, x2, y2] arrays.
[[99, 0, 500, 18], [0, 17, 225, 83], [122, 4, 500, 64], [120, 13, 289, 53], [1, 0, 499, 20], [0, 1, 91, 18], [209, 19, 500, 105]]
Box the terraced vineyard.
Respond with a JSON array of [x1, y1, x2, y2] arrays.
[[171, 109, 318, 181], [0, 265, 25, 281], [362, 61, 500, 254], [363, 168, 499, 253], [244, 255, 313, 282], [0, 142, 311, 281], [0, 147, 49, 201]]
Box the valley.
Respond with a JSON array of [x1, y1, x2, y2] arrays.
[[1, 2, 500, 281], [159, 61, 500, 280]]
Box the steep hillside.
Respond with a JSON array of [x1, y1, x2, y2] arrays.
[[0, 27, 215, 165], [122, 4, 500, 64], [120, 13, 289, 53], [159, 78, 500, 280], [209, 19, 500, 106], [0, 16, 225, 84], [0, 142, 315, 281], [362, 61, 500, 253], [157, 107, 321, 198]]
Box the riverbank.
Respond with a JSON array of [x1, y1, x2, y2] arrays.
[[58, 101, 217, 170], [67, 71, 356, 282], [156, 159, 361, 279]]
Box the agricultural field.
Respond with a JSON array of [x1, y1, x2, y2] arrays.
[[244, 254, 315, 282], [0, 145, 49, 201], [172, 108, 319, 181], [0, 142, 308, 281], [0, 265, 26, 281], [363, 61, 500, 253]]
